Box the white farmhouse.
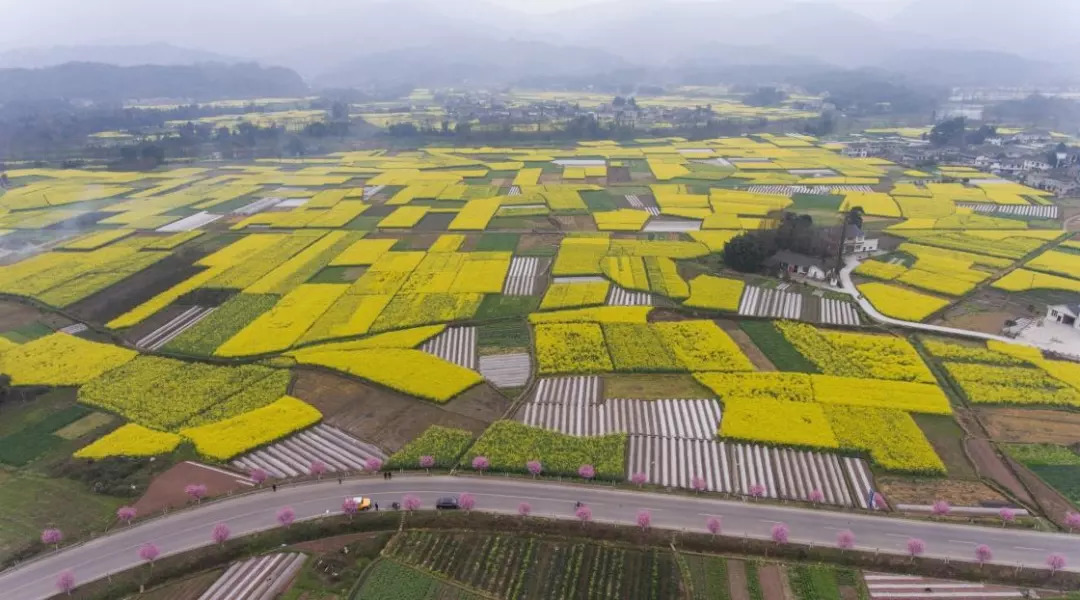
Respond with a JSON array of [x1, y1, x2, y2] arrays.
[[1046, 303, 1080, 329]]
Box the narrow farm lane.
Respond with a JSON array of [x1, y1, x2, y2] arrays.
[[1, 475, 1077, 600], [837, 256, 1043, 346]]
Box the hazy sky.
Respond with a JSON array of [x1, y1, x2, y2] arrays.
[[487, 0, 906, 15], [0, 0, 912, 52]]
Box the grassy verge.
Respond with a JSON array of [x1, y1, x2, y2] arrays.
[[912, 413, 977, 479], [737, 321, 819, 373], [602, 374, 714, 399]]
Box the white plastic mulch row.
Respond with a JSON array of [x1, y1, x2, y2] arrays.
[[745, 185, 874, 196], [198, 553, 306, 600], [642, 219, 700, 232], [135, 306, 217, 350], [502, 256, 541, 296], [507, 185, 521, 196], [863, 573, 1027, 599], [156, 211, 223, 232], [819, 298, 860, 326], [738, 285, 803, 319], [478, 353, 531, 388], [531, 376, 601, 405], [58, 323, 88, 335], [956, 201, 1058, 219], [420, 326, 477, 370], [231, 197, 281, 216], [626, 437, 875, 507], [230, 424, 388, 479], [363, 184, 385, 198], [624, 194, 660, 215], [607, 285, 652, 306], [518, 397, 722, 440]]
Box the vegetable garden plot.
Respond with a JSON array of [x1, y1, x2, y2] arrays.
[[229, 423, 388, 479], [738, 285, 804, 320], [386, 531, 683, 600], [626, 436, 875, 507]]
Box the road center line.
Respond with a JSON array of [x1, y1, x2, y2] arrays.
[[948, 539, 977, 545]]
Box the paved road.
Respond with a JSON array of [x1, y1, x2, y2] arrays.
[[1, 476, 1076, 599], [837, 256, 1046, 347]]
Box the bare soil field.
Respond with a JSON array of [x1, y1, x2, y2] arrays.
[[727, 559, 750, 600], [70, 255, 203, 326], [937, 288, 1055, 333], [516, 233, 561, 255], [877, 476, 1007, 506], [440, 383, 512, 421], [939, 309, 1015, 335], [607, 166, 632, 183], [132, 461, 253, 515], [964, 438, 1035, 506], [0, 300, 74, 337], [552, 215, 597, 231], [291, 369, 500, 452], [758, 563, 788, 600], [979, 407, 1080, 444]]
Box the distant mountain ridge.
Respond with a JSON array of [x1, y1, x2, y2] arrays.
[[0, 0, 1077, 89], [0, 62, 307, 104], [0, 43, 241, 69]]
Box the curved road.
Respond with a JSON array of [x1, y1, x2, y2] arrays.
[[837, 256, 1045, 347], [1, 476, 1076, 599]]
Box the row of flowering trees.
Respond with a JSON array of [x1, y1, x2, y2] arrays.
[[51, 495, 1074, 595]]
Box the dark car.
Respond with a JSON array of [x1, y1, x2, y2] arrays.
[[435, 496, 460, 509]]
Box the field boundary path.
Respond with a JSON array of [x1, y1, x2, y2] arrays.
[[1, 476, 1077, 600]]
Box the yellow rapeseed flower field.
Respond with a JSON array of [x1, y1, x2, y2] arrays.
[[858, 282, 950, 321], [825, 405, 946, 474], [721, 397, 839, 448], [181, 396, 322, 460], [683, 275, 745, 311], [0, 333, 136, 386], [74, 424, 182, 459]]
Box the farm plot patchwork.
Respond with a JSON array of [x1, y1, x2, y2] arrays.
[[515, 376, 876, 506], [0, 141, 1059, 521]]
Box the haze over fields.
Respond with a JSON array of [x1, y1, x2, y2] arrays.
[[1, 0, 1078, 87]]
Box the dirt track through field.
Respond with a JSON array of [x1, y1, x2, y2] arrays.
[[964, 438, 1034, 506], [758, 563, 787, 600], [727, 559, 750, 600]]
